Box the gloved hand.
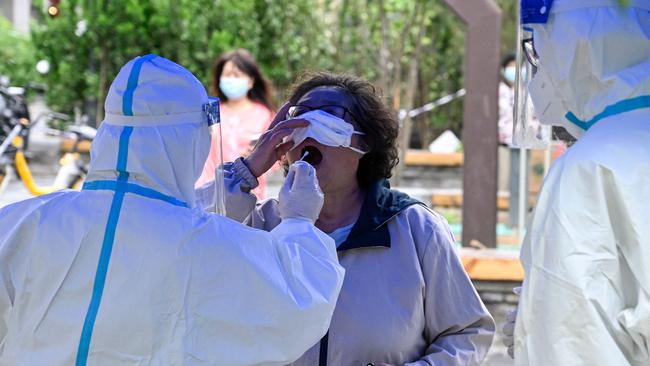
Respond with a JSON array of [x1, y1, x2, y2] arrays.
[[279, 160, 324, 223], [502, 286, 521, 359], [244, 102, 308, 177]]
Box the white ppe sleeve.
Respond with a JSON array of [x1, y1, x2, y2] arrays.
[[201, 217, 344, 365], [195, 159, 258, 222]]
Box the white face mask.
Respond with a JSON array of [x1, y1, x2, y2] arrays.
[[288, 110, 367, 154], [528, 63, 584, 139], [504, 66, 517, 84]]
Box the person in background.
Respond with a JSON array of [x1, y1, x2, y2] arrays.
[[199, 72, 495, 366], [196, 49, 274, 198], [498, 53, 517, 147], [498, 53, 531, 227]]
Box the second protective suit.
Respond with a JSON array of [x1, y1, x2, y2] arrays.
[[515, 1, 650, 364]]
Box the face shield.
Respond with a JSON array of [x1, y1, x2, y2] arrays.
[[204, 97, 226, 215], [516, 0, 650, 143], [512, 1, 552, 149]]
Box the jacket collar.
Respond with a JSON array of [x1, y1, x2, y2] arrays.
[[338, 179, 422, 252]]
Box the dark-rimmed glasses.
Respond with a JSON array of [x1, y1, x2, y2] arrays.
[[286, 104, 359, 124]]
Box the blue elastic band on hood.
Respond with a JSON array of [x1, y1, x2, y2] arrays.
[[566, 95, 650, 131]]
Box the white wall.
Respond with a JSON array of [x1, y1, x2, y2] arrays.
[[0, 0, 32, 33]]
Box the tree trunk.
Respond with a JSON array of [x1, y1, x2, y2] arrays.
[[389, 1, 422, 111], [393, 4, 427, 185], [377, 0, 390, 95], [416, 68, 432, 149]]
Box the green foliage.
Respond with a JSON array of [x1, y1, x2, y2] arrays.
[[496, 0, 518, 57], [440, 209, 461, 225], [319, 0, 466, 142], [418, 2, 466, 139], [27, 0, 516, 137], [30, 0, 333, 119], [0, 17, 37, 86], [253, 0, 335, 95]]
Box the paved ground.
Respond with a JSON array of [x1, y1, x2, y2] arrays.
[[483, 301, 516, 365]]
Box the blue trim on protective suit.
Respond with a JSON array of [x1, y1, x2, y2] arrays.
[[565, 95, 650, 131], [83, 180, 188, 208], [76, 126, 133, 366], [116, 126, 133, 179], [122, 54, 157, 116]]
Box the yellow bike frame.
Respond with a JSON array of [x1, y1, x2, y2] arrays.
[[11, 136, 61, 195]]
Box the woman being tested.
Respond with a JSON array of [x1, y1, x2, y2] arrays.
[[200, 72, 495, 365]]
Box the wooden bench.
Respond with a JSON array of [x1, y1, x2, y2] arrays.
[[404, 149, 463, 167], [404, 149, 541, 210], [460, 248, 524, 281], [430, 189, 536, 210]]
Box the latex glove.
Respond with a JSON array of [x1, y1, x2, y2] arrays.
[[502, 286, 521, 359], [279, 160, 324, 223], [244, 102, 308, 177]]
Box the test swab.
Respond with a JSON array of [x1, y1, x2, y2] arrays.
[[300, 150, 310, 161]]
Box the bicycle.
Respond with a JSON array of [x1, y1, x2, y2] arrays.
[[0, 112, 95, 197]]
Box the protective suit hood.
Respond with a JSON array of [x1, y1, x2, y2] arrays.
[[86, 54, 211, 207], [524, 0, 650, 138]]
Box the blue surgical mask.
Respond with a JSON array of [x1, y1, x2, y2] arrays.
[[219, 77, 250, 100], [504, 66, 516, 84]]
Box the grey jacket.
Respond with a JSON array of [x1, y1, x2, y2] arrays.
[[196, 159, 495, 366]]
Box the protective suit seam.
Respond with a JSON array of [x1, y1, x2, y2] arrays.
[[83, 180, 188, 208], [122, 54, 157, 116], [76, 126, 133, 366]]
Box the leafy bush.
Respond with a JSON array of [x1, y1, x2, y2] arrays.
[[0, 17, 37, 86]]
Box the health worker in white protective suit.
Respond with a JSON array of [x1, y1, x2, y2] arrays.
[[506, 1, 650, 365], [0, 54, 345, 366]]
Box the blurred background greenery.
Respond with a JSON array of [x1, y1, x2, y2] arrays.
[[1, 0, 518, 145]]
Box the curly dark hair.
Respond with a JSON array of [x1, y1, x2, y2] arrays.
[[285, 72, 399, 189]]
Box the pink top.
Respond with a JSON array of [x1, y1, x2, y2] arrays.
[[196, 102, 273, 193]]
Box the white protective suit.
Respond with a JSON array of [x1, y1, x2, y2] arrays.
[[515, 1, 650, 365], [0, 54, 345, 365]]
